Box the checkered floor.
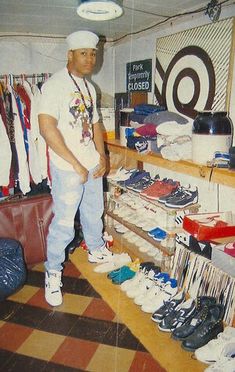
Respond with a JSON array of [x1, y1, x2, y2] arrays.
[[0, 259, 165, 371]]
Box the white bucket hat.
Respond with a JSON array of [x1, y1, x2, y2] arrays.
[[66, 30, 99, 50]]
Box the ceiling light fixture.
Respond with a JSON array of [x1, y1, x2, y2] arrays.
[[77, 0, 123, 21]]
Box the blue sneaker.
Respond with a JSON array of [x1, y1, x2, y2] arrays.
[[111, 266, 136, 284]]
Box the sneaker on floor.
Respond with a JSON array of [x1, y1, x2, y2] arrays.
[[45, 270, 63, 307], [140, 278, 178, 313], [151, 290, 186, 323], [94, 253, 131, 273], [205, 351, 235, 372], [195, 326, 235, 364], [88, 244, 113, 263], [158, 298, 196, 332]]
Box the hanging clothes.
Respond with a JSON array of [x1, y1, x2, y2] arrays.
[[10, 84, 30, 194], [0, 114, 11, 186]]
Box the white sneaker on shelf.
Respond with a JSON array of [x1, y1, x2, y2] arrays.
[[45, 270, 63, 307], [195, 327, 235, 364], [88, 244, 113, 263]]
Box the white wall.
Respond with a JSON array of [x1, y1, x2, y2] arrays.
[[0, 36, 114, 101]]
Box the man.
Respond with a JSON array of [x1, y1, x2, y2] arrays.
[[38, 30, 113, 307]]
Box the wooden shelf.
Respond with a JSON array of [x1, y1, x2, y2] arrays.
[[105, 139, 235, 188], [107, 210, 175, 256]]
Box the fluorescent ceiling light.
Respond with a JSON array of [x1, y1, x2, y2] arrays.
[[77, 0, 123, 21]]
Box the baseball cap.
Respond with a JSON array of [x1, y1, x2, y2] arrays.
[[66, 30, 99, 50]]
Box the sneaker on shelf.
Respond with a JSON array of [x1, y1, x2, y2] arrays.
[[141, 278, 178, 313], [151, 290, 186, 323], [88, 244, 113, 263], [117, 170, 149, 187], [145, 181, 180, 201], [195, 326, 235, 364], [45, 270, 63, 307], [128, 176, 155, 193], [165, 186, 198, 209], [158, 185, 190, 204], [108, 167, 137, 181]]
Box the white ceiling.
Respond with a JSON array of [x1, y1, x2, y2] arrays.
[[0, 0, 226, 41]]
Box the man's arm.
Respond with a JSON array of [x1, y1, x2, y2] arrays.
[[92, 121, 107, 178], [38, 114, 88, 183]]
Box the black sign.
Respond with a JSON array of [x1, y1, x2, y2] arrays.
[[126, 59, 152, 92]]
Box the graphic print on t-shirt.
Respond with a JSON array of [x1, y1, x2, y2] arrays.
[[69, 92, 93, 145]]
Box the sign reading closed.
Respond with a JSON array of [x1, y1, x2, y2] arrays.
[[126, 59, 152, 92]]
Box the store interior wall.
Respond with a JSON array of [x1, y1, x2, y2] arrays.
[[0, 5, 235, 215]]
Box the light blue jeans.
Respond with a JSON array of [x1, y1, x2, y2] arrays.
[[45, 162, 104, 271]]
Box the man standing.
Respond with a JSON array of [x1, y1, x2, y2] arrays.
[[38, 30, 112, 307]]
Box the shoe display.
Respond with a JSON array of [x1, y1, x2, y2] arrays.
[[45, 270, 63, 307], [181, 304, 224, 352], [195, 326, 235, 364], [171, 296, 217, 340], [151, 290, 186, 323], [158, 298, 196, 332], [88, 244, 114, 263]]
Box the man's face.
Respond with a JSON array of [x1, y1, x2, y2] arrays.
[[68, 48, 97, 77]]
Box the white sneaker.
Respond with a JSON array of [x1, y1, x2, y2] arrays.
[[45, 270, 63, 307], [88, 244, 113, 263], [94, 253, 131, 273], [205, 344, 235, 371], [140, 280, 178, 313], [195, 327, 235, 364]]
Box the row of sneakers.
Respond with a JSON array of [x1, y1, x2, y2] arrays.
[[112, 201, 172, 236], [108, 166, 199, 209], [152, 294, 225, 353], [119, 262, 178, 313]]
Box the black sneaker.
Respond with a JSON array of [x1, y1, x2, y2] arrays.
[[165, 187, 198, 208], [158, 298, 196, 332], [181, 304, 224, 352], [151, 290, 185, 323]]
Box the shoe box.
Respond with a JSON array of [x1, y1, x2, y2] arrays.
[[183, 211, 235, 241]]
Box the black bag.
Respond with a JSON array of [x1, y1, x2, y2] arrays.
[[0, 238, 27, 301]]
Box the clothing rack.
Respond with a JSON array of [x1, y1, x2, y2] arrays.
[[0, 73, 51, 79]]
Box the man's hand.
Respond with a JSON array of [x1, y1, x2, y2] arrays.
[[93, 155, 107, 179], [73, 162, 89, 184]]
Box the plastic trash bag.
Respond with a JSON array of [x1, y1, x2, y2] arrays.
[[0, 238, 27, 301]]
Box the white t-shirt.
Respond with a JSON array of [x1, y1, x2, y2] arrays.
[[38, 67, 100, 171]]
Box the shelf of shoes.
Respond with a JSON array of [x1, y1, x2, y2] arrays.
[[105, 139, 235, 188], [105, 217, 173, 273], [108, 179, 200, 213], [106, 209, 174, 256]]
